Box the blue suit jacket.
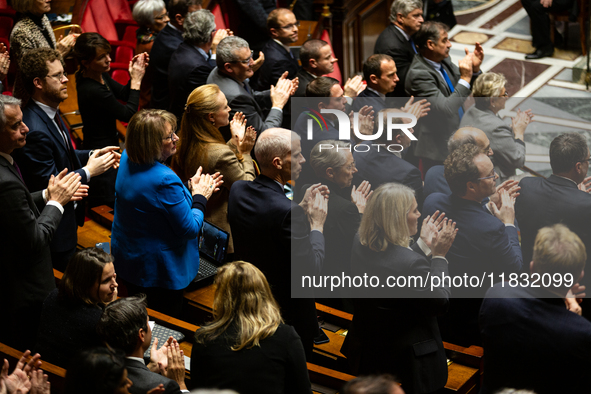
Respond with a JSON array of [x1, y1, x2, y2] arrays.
[[111, 152, 205, 290], [150, 24, 183, 110], [423, 165, 451, 198], [14, 101, 90, 252], [168, 42, 217, 120]]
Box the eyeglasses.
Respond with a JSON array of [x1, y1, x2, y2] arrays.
[[154, 11, 169, 20], [279, 21, 300, 31], [231, 50, 254, 64], [162, 131, 177, 141], [46, 71, 67, 82], [502, 91, 509, 97], [477, 170, 497, 181]]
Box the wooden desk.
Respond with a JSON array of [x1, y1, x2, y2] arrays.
[[77, 219, 111, 249]]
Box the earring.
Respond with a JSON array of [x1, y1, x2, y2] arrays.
[[211, 120, 215, 126]]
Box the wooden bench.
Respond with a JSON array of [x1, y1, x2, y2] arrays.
[[76, 219, 111, 249]]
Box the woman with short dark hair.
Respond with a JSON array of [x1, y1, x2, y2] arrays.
[[35, 247, 118, 366], [191, 261, 312, 394], [111, 109, 222, 317]]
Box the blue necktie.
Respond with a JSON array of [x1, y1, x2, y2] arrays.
[[409, 37, 417, 54], [243, 82, 250, 94], [440, 64, 464, 119]]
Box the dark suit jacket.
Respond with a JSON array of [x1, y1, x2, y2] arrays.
[[293, 69, 316, 97], [353, 142, 423, 208], [207, 67, 282, 140], [14, 102, 89, 253], [150, 24, 183, 110], [423, 165, 451, 198], [352, 88, 387, 113], [422, 192, 522, 346], [256, 39, 299, 90], [168, 42, 217, 120], [124, 359, 181, 394], [0, 154, 60, 345], [374, 24, 416, 97], [342, 236, 450, 394], [405, 54, 475, 162], [228, 175, 324, 355], [229, 0, 276, 52], [479, 284, 591, 394], [516, 175, 591, 276]]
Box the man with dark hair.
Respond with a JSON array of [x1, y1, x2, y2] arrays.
[[150, 0, 202, 110], [0, 94, 80, 350], [293, 39, 337, 97], [167, 10, 229, 120], [96, 295, 187, 394], [14, 47, 120, 271], [516, 133, 591, 312], [343, 374, 405, 394], [352, 54, 399, 113], [255, 8, 299, 91], [207, 36, 295, 140], [405, 21, 483, 172], [423, 142, 522, 346], [374, 0, 423, 97], [480, 224, 591, 393]]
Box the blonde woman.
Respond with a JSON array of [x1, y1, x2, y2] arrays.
[[191, 261, 312, 394], [342, 183, 457, 394], [172, 84, 256, 254]]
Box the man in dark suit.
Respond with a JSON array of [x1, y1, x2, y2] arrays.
[[374, 0, 423, 97], [406, 21, 483, 172], [0, 94, 80, 350], [150, 0, 202, 110], [14, 48, 120, 271], [255, 8, 299, 91], [228, 128, 328, 357], [516, 133, 591, 313], [97, 295, 186, 394], [293, 39, 337, 97], [168, 10, 229, 120], [352, 54, 399, 114], [423, 143, 522, 346], [207, 36, 295, 140], [480, 223, 591, 394]]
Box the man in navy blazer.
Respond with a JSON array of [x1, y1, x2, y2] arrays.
[[374, 0, 424, 97], [480, 224, 591, 394], [293, 39, 338, 97], [0, 95, 80, 350], [352, 54, 400, 114], [423, 143, 522, 346], [228, 128, 327, 358], [14, 48, 119, 270], [168, 10, 228, 120], [150, 0, 202, 110], [516, 133, 591, 316]]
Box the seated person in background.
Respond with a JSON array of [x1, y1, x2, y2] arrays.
[[168, 10, 229, 120], [343, 374, 405, 394], [207, 36, 294, 140], [191, 261, 312, 394], [254, 8, 299, 91], [374, 0, 424, 97], [423, 143, 522, 346], [111, 109, 221, 318], [97, 295, 187, 394], [342, 183, 456, 394], [132, 0, 170, 108], [423, 126, 493, 198], [480, 224, 591, 394], [171, 84, 256, 255], [15, 47, 119, 269], [64, 347, 165, 394], [353, 109, 423, 208], [74, 33, 148, 150], [35, 248, 118, 367], [460, 72, 532, 182], [304, 140, 371, 308], [150, 0, 203, 111], [521, 0, 575, 59], [293, 39, 338, 97]]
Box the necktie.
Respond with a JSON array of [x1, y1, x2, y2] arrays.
[[13, 159, 26, 187], [54, 113, 76, 166], [440, 64, 464, 119], [409, 37, 417, 54], [243, 82, 251, 94]]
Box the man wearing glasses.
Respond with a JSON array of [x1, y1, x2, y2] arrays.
[[14, 48, 120, 271], [207, 36, 296, 140], [423, 143, 522, 347]]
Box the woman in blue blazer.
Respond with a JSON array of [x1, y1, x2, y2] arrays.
[[111, 109, 222, 316]]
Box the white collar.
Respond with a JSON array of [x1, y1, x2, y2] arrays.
[[0, 151, 13, 165], [366, 86, 386, 99], [273, 39, 292, 54], [32, 99, 58, 119], [393, 24, 411, 41], [167, 21, 180, 32], [126, 356, 145, 365], [424, 56, 443, 72]]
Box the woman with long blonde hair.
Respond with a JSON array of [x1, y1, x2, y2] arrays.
[[191, 261, 312, 394], [172, 84, 256, 254]]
